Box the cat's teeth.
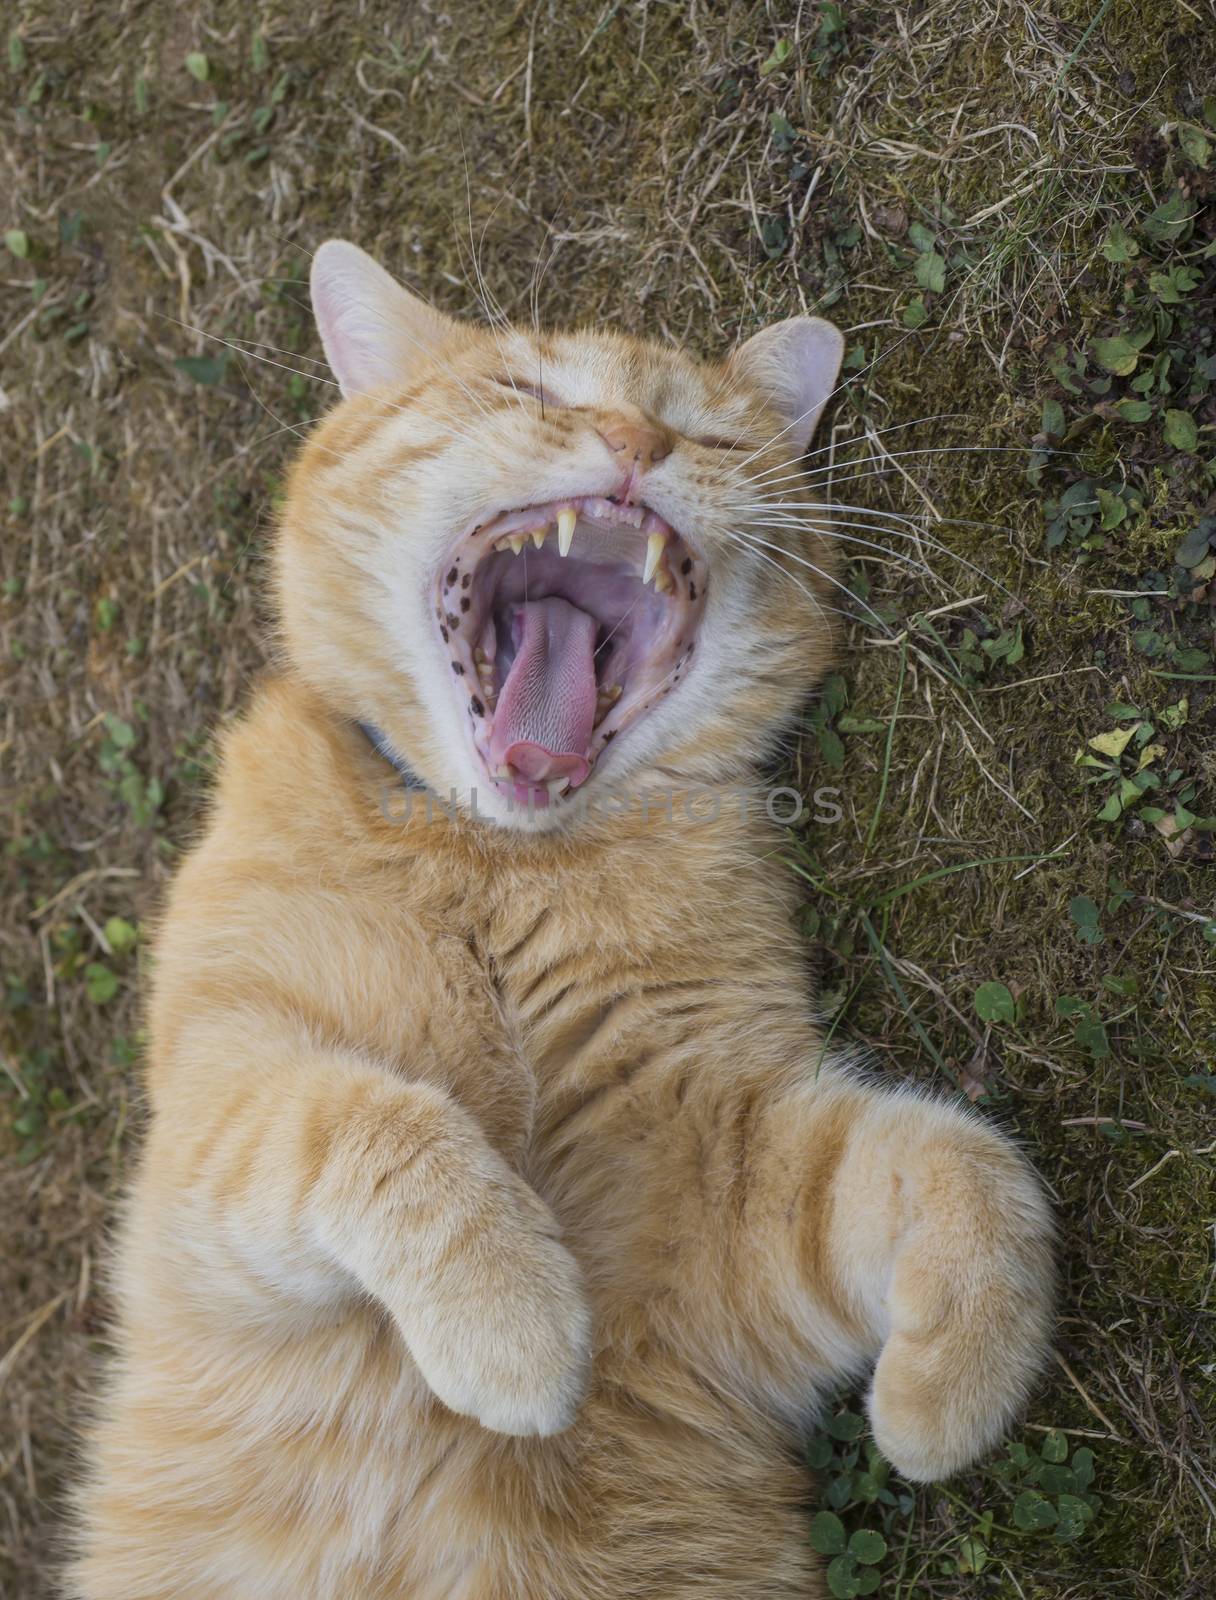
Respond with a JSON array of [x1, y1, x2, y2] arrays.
[[507, 534, 526, 556], [643, 531, 667, 584], [653, 568, 675, 595], [594, 683, 622, 726], [545, 777, 569, 799], [530, 527, 547, 549], [474, 647, 488, 665], [557, 508, 576, 557], [494, 764, 513, 780]]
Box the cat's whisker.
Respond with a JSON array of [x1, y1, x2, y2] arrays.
[[743, 514, 1006, 597], [455, 140, 505, 331], [314, 242, 507, 424], [314, 274, 504, 425], [197, 330, 334, 370], [730, 521, 927, 592], [757, 460, 1020, 501], [194, 325, 503, 451], [451, 145, 535, 418], [719, 527, 893, 634], [163, 309, 504, 439], [745, 483, 998, 548], [741, 412, 971, 490], [738, 493, 918, 528], [730, 322, 940, 472], [746, 441, 1070, 499], [218, 358, 365, 473], [801, 411, 970, 465], [160, 316, 342, 389], [742, 524, 937, 583], [723, 540, 871, 631], [594, 591, 646, 661], [747, 497, 1021, 550], [468, 183, 513, 331], [746, 511, 948, 564], [733, 234, 1047, 471], [748, 500, 1011, 566], [246, 233, 507, 430], [248, 416, 327, 453], [527, 226, 565, 417], [744, 504, 960, 547], [819, 440, 1076, 481]]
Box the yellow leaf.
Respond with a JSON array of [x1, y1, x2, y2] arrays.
[[1087, 725, 1138, 759], [1137, 742, 1166, 770]]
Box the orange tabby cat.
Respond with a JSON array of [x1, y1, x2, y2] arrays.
[[69, 241, 1053, 1599]]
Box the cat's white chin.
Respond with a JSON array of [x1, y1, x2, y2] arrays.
[[433, 497, 708, 813]]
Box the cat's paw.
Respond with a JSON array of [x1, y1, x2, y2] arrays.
[[402, 1198, 592, 1438], [866, 1330, 1012, 1482], [314, 1081, 591, 1436], [865, 1198, 1054, 1480], [840, 1111, 1056, 1483]]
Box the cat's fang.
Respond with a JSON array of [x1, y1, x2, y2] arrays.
[[557, 509, 576, 557], [643, 531, 666, 584]]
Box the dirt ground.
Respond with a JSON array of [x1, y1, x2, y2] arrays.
[[2, 2, 1214, 1596]]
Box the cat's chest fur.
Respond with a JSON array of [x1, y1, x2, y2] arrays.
[[361, 794, 765, 1163], [163, 677, 803, 1169]]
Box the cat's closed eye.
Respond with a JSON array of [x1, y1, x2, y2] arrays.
[[492, 374, 555, 406], [491, 371, 746, 455], [690, 432, 747, 452]]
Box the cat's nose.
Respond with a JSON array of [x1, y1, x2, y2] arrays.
[[595, 413, 672, 472]]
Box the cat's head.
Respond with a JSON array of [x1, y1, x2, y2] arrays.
[[276, 240, 843, 831]]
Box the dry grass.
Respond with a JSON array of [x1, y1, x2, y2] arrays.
[[2, 1, 1215, 1596]]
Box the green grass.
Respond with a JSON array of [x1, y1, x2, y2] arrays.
[[2, 2, 1214, 1596]]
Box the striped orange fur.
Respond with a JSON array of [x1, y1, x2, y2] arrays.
[[69, 243, 1053, 1599]]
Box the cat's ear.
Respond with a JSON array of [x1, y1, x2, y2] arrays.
[[310, 240, 452, 397], [728, 317, 844, 452]]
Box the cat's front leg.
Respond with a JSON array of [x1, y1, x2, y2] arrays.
[[152, 1025, 590, 1437], [759, 1072, 1053, 1480], [726, 1068, 1049, 1478], [309, 1068, 592, 1437]]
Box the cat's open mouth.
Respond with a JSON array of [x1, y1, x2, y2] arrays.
[[435, 497, 707, 808]]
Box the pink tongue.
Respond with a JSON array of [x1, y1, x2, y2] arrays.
[[488, 598, 598, 786]]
